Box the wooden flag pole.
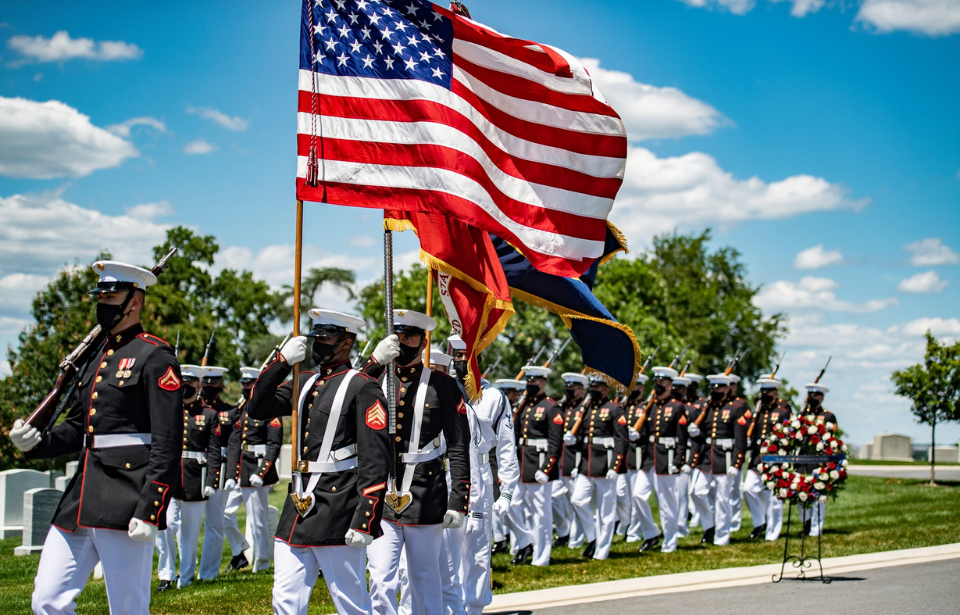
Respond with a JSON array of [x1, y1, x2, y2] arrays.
[[290, 200, 304, 477], [424, 268, 434, 367]]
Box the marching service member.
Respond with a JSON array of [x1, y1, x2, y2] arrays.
[[11, 260, 181, 615], [491, 379, 529, 556], [800, 382, 836, 537], [622, 374, 660, 545], [363, 310, 471, 615], [643, 369, 689, 553], [554, 372, 589, 549], [156, 364, 222, 590], [513, 365, 563, 567], [198, 366, 250, 578], [246, 309, 391, 615], [743, 377, 792, 541], [226, 367, 283, 573], [568, 375, 628, 560], [679, 373, 706, 535]]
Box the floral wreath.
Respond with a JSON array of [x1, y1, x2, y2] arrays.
[[758, 413, 849, 506]]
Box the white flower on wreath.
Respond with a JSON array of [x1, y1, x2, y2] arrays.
[[791, 420, 801, 429], [842, 459, 849, 468], [830, 470, 839, 480], [767, 481, 776, 490], [808, 425, 818, 435], [819, 495, 828, 503], [815, 481, 825, 490], [782, 463, 790, 470], [791, 480, 799, 490], [780, 488, 788, 498], [799, 492, 808, 501], [816, 442, 825, 451]]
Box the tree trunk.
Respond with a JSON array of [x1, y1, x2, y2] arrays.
[[930, 418, 936, 487]]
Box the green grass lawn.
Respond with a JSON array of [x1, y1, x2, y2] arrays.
[[1, 476, 957, 614]]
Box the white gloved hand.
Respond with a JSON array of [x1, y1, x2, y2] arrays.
[[493, 496, 510, 516], [686, 423, 701, 437], [203, 486, 216, 498], [534, 470, 549, 484], [224, 479, 237, 491], [10, 418, 41, 452], [280, 336, 308, 366], [681, 464, 692, 474], [571, 468, 579, 479], [605, 469, 617, 480], [443, 510, 465, 529], [344, 528, 373, 548], [562, 432, 577, 446], [465, 514, 481, 534], [249, 474, 264, 487], [727, 466, 739, 477], [128, 518, 158, 542], [668, 465, 680, 475], [628, 428, 640, 442], [372, 334, 400, 365]]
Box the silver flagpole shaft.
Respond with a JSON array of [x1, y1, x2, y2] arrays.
[[384, 230, 396, 436]]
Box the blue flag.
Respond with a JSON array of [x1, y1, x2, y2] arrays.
[[491, 229, 640, 389]]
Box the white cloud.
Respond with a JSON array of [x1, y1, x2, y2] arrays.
[[579, 58, 729, 141], [346, 235, 377, 248], [896, 316, 960, 337], [0, 359, 10, 378], [902, 237, 960, 266], [183, 139, 216, 155], [678, 0, 757, 15], [186, 105, 248, 131], [856, 0, 960, 36], [125, 201, 176, 220], [793, 244, 843, 270], [610, 146, 864, 243], [897, 270, 949, 294], [0, 97, 138, 179], [756, 276, 898, 313], [0, 274, 49, 312], [770, 0, 826, 17], [0, 190, 171, 277], [7, 30, 142, 63], [106, 117, 166, 137]]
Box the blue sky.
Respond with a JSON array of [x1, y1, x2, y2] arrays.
[[1, 0, 958, 447]]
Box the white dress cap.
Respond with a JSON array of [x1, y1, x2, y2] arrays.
[[495, 379, 526, 391], [181, 364, 205, 380], [90, 260, 157, 292], [425, 347, 452, 367], [561, 372, 589, 387], [728, 374, 742, 384], [652, 366, 679, 380], [635, 373, 649, 384], [707, 374, 733, 386], [308, 308, 365, 332], [685, 373, 704, 383], [202, 366, 228, 380], [672, 376, 691, 386], [393, 309, 437, 332], [240, 366, 262, 381], [805, 383, 829, 394], [757, 377, 782, 390], [523, 365, 552, 378]]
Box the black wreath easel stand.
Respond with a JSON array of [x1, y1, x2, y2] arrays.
[[762, 453, 845, 584]]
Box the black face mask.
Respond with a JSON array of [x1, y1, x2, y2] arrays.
[[672, 389, 685, 401], [761, 392, 776, 404], [95, 291, 134, 331], [182, 384, 198, 401], [589, 389, 604, 402], [563, 386, 580, 401], [311, 340, 339, 367], [397, 342, 421, 366], [242, 387, 253, 401], [710, 389, 726, 403], [654, 383, 668, 396], [453, 360, 468, 381], [525, 382, 540, 396], [628, 388, 643, 402], [808, 397, 821, 409], [201, 385, 220, 402]]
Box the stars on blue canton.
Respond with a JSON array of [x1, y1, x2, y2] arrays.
[[302, 0, 454, 89]]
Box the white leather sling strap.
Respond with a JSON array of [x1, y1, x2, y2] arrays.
[[294, 370, 360, 499], [383, 367, 435, 496]]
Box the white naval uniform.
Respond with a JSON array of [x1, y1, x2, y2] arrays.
[[743, 469, 784, 540]]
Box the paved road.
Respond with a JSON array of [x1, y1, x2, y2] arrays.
[[490, 558, 960, 615], [848, 465, 960, 481]]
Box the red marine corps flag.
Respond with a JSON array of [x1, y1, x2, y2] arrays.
[[296, 0, 628, 278]]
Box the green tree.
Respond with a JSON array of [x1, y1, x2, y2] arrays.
[[892, 332, 960, 485], [281, 267, 356, 332]]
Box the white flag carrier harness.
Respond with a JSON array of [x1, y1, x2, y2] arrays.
[[382, 367, 446, 496]]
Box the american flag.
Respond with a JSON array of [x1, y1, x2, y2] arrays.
[[296, 0, 627, 277]]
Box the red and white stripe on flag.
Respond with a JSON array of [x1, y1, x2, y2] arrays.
[[296, 0, 627, 278]]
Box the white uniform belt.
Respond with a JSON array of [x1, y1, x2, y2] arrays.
[[715, 438, 734, 449], [588, 436, 615, 448], [399, 438, 446, 463], [86, 433, 151, 449], [244, 444, 267, 455], [297, 444, 358, 473], [522, 437, 548, 450], [657, 437, 677, 448], [182, 451, 207, 463]]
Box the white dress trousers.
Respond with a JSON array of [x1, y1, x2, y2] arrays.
[[570, 473, 618, 560], [273, 540, 371, 615], [198, 484, 248, 579], [516, 481, 552, 566], [630, 468, 662, 541], [689, 469, 715, 532], [653, 473, 681, 552], [368, 521, 444, 615], [711, 473, 737, 545], [241, 485, 273, 572]]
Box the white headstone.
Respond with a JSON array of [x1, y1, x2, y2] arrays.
[[55, 476, 70, 491], [244, 504, 280, 564], [859, 443, 873, 460], [929, 445, 959, 464], [65, 461, 79, 479], [278, 444, 292, 480], [14, 488, 61, 555], [873, 433, 913, 461], [0, 469, 51, 539]]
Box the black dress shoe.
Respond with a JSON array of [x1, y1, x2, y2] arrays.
[[701, 527, 715, 544], [158, 580, 175, 592], [638, 534, 662, 553], [749, 524, 767, 539], [803, 520, 812, 536], [511, 544, 533, 565], [582, 540, 597, 559], [229, 553, 249, 571], [492, 539, 508, 554], [552, 534, 570, 548]]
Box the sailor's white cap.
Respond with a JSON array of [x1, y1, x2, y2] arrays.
[[707, 374, 733, 386], [393, 309, 436, 332], [495, 379, 525, 391], [181, 364, 205, 380], [307, 309, 364, 334], [239, 366, 261, 381], [561, 372, 589, 387], [523, 365, 552, 378], [89, 260, 157, 293], [672, 376, 691, 387], [201, 366, 228, 380], [806, 383, 829, 394], [652, 366, 679, 380], [758, 377, 782, 390], [446, 334, 466, 352], [686, 373, 704, 383], [425, 347, 452, 367]]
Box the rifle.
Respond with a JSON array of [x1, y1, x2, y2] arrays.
[[692, 346, 748, 429], [616, 344, 660, 405], [747, 352, 786, 441], [25, 247, 179, 432], [679, 352, 696, 378], [802, 355, 831, 413], [631, 344, 687, 432], [512, 339, 569, 419], [355, 338, 373, 365], [201, 326, 218, 367]]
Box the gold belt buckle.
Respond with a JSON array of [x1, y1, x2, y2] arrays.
[[297, 460, 310, 473]]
